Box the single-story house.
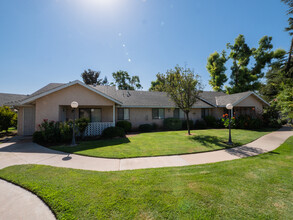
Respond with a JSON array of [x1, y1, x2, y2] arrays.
[[2, 80, 269, 136]]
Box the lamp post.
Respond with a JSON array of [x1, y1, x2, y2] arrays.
[[226, 103, 233, 145], [71, 101, 78, 146]]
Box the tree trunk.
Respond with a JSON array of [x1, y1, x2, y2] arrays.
[[186, 111, 191, 135], [285, 37, 293, 75]]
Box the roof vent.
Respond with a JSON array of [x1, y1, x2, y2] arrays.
[[93, 83, 97, 87]]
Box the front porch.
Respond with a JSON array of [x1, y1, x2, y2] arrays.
[[59, 105, 116, 136]]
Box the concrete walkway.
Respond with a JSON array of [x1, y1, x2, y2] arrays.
[[0, 127, 292, 171], [0, 179, 55, 220]]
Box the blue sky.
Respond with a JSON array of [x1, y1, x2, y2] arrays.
[[0, 0, 290, 94]]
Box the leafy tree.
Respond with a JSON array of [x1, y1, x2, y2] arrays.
[[276, 83, 293, 121], [149, 73, 166, 92], [162, 65, 202, 135], [81, 69, 108, 85], [281, 0, 293, 75], [260, 49, 287, 101], [112, 70, 142, 90], [226, 35, 274, 93], [0, 106, 16, 132], [206, 51, 228, 91]]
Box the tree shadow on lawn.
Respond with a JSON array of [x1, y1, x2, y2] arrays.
[[190, 135, 242, 149]]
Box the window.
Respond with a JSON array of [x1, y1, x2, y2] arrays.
[[152, 108, 165, 119], [201, 108, 211, 118], [79, 108, 101, 122], [118, 108, 130, 120], [173, 108, 185, 119]]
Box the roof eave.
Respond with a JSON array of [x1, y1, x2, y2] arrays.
[[20, 80, 123, 105]]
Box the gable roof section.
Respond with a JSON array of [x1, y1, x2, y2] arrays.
[[216, 91, 270, 107], [14, 80, 268, 108], [0, 93, 28, 106], [20, 80, 122, 105], [109, 90, 215, 108]]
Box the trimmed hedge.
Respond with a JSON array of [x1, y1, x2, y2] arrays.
[[102, 127, 125, 139], [163, 118, 182, 131], [116, 121, 132, 133], [32, 131, 44, 144], [203, 116, 217, 128], [139, 124, 153, 132], [182, 120, 194, 130], [194, 119, 207, 129]]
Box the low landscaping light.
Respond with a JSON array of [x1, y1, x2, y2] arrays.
[[226, 103, 233, 145], [71, 101, 79, 146]]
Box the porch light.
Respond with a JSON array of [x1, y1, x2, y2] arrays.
[[71, 101, 78, 109], [226, 103, 233, 145], [226, 103, 233, 110], [71, 101, 78, 146]]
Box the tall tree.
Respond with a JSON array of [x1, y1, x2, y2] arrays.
[[162, 65, 202, 135], [206, 51, 228, 91], [112, 70, 142, 90], [226, 35, 274, 93], [149, 73, 166, 92], [260, 49, 287, 101], [81, 69, 108, 85], [282, 0, 293, 75]]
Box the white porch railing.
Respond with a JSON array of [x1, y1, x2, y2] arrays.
[[84, 122, 114, 136]]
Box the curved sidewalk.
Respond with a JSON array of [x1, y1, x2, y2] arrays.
[[0, 127, 292, 171], [0, 179, 55, 220]]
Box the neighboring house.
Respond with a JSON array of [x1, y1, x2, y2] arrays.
[[0, 93, 28, 107], [3, 80, 269, 136]]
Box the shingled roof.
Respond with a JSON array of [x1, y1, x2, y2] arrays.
[[7, 81, 269, 108], [0, 93, 28, 106]]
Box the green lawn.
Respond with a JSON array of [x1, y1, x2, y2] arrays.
[[0, 127, 17, 133], [0, 136, 292, 219], [50, 128, 276, 158]]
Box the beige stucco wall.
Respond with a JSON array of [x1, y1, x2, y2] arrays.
[[212, 108, 224, 119], [35, 84, 115, 129], [116, 107, 203, 129], [235, 95, 264, 115]]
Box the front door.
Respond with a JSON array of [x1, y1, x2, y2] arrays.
[[23, 107, 35, 135]]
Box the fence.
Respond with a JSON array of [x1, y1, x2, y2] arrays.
[[84, 122, 114, 136]]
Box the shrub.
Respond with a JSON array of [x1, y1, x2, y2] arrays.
[[116, 120, 132, 133], [249, 118, 263, 129], [182, 120, 194, 130], [11, 113, 18, 128], [76, 118, 90, 138], [34, 120, 74, 144], [203, 116, 217, 128], [0, 106, 16, 132], [38, 119, 61, 143], [152, 123, 159, 131], [194, 119, 207, 129], [32, 131, 44, 144], [59, 122, 72, 142], [163, 118, 182, 130], [138, 124, 153, 132], [102, 126, 125, 139], [268, 119, 282, 129], [222, 113, 236, 128]]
